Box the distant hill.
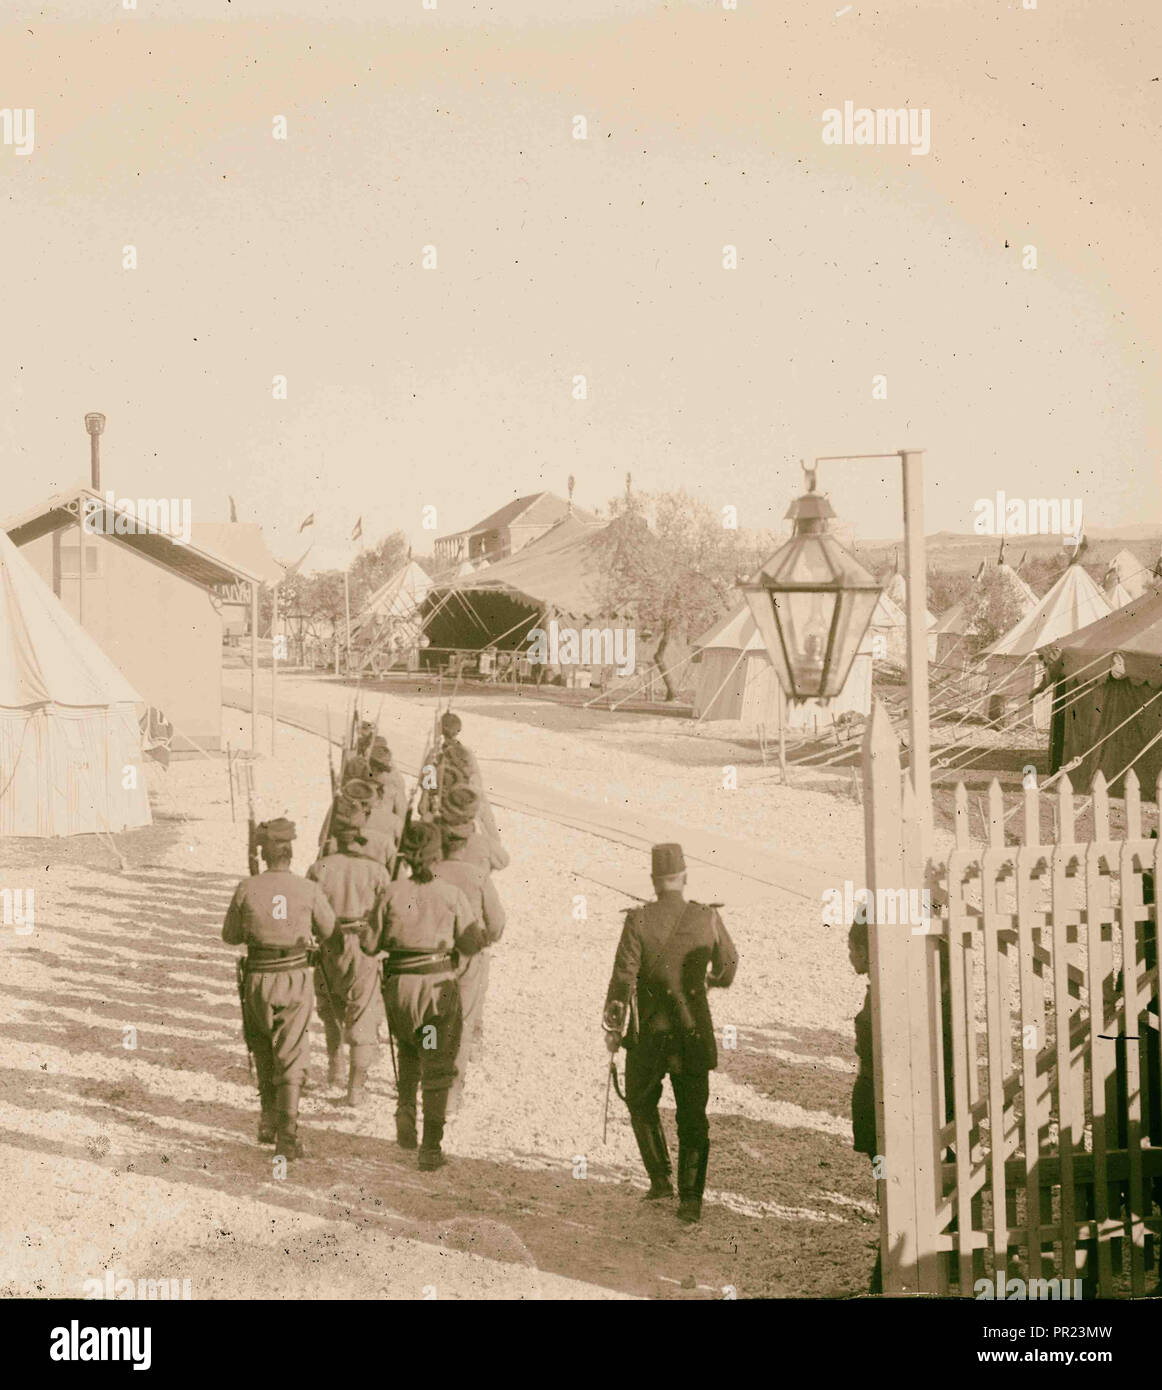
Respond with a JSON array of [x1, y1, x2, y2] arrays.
[[852, 530, 1162, 581]]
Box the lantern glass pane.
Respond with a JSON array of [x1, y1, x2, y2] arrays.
[[818, 587, 882, 698], [777, 589, 837, 698]]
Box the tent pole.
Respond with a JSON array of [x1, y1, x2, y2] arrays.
[[777, 682, 788, 784], [250, 580, 258, 752], [344, 568, 352, 675], [77, 503, 85, 626], [900, 449, 932, 839], [271, 584, 279, 757]]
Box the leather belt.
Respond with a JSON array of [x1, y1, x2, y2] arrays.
[[245, 949, 310, 973], [383, 949, 454, 976]]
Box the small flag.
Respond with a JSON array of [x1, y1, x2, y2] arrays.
[[228, 495, 238, 523], [350, 516, 363, 542], [299, 513, 315, 533]]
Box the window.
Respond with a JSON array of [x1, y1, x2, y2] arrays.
[[59, 542, 101, 578]]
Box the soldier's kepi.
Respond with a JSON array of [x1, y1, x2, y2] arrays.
[[602, 842, 738, 1224], [223, 818, 337, 1159]]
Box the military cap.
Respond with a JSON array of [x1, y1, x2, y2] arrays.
[[402, 819, 443, 866], [331, 794, 369, 831], [342, 778, 376, 809], [441, 784, 479, 826], [442, 741, 472, 771], [651, 842, 685, 877], [440, 712, 462, 737], [257, 817, 296, 847]]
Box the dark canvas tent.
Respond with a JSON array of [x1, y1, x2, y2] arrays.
[[1041, 588, 1162, 798], [422, 515, 627, 656]]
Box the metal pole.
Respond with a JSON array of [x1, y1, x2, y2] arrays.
[[250, 580, 259, 752], [271, 584, 279, 757], [899, 449, 931, 839]]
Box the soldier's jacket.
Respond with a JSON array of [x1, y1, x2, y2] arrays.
[[308, 850, 390, 1035], [455, 823, 510, 874], [381, 769, 409, 827], [433, 855, 506, 944], [222, 870, 337, 950], [603, 891, 738, 1071], [365, 789, 403, 851], [358, 877, 484, 1034]]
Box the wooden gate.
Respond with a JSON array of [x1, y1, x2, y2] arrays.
[[862, 702, 1162, 1296]]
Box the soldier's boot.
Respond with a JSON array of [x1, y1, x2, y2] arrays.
[[274, 1082, 304, 1160], [257, 1077, 277, 1145], [396, 1048, 420, 1149], [346, 1044, 374, 1108], [630, 1114, 673, 1200], [396, 1104, 418, 1149], [676, 1142, 710, 1224], [417, 1088, 449, 1171], [327, 1047, 345, 1091]]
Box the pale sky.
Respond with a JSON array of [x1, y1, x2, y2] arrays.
[[1, 0, 1159, 571]]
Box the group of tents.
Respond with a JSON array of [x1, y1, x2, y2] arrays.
[[5, 492, 1162, 841]]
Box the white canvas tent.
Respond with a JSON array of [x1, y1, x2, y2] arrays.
[[931, 563, 1038, 673], [0, 528, 152, 837], [351, 559, 434, 666], [1107, 548, 1152, 604], [982, 561, 1112, 730], [692, 603, 874, 731], [883, 572, 938, 659]]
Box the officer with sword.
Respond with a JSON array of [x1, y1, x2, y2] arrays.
[[601, 843, 738, 1224]]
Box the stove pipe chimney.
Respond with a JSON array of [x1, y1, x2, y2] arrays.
[[84, 412, 106, 490]]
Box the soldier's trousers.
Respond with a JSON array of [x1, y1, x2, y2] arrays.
[[314, 934, 384, 1052], [244, 968, 313, 1087], [458, 950, 490, 1046], [387, 979, 463, 1118], [624, 1035, 710, 1150]]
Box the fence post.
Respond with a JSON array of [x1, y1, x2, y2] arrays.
[[863, 699, 929, 1292]]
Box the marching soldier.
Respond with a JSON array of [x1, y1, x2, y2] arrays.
[[368, 737, 408, 831], [223, 818, 337, 1159], [602, 843, 738, 1224], [440, 712, 505, 849], [307, 795, 390, 1103], [323, 776, 394, 869], [435, 820, 507, 1102], [358, 820, 486, 1171], [437, 785, 510, 873]]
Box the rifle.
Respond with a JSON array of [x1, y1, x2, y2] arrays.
[[236, 956, 255, 1081], [391, 749, 430, 880]]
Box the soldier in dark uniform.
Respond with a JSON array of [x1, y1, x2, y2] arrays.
[[435, 821, 507, 1104], [602, 843, 738, 1223], [222, 818, 337, 1159], [307, 795, 391, 1103], [358, 821, 486, 1170]]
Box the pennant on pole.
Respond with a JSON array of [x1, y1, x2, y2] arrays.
[[350, 517, 363, 542], [298, 513, 315, 533]]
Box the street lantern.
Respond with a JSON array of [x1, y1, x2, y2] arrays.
[[741, 463, 882, 702]]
